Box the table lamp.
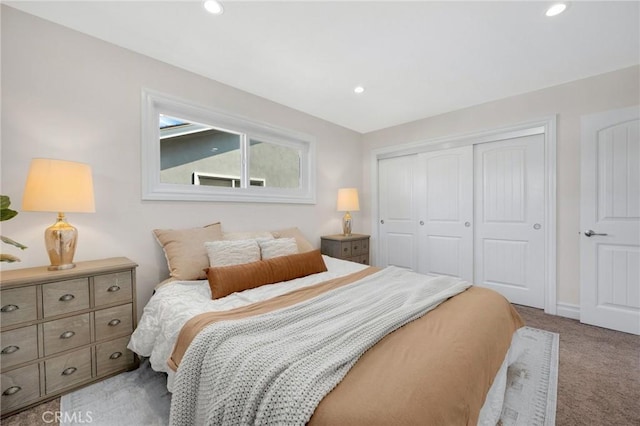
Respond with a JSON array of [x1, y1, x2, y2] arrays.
[[337, 188, 360, 236], [22, 159, 95, 270]]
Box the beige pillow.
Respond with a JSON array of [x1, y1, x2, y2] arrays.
[[223, 231, 274, 241], [259, 237, 298, 260], [206, 250, 328, 299], [270, 227, 314, 253], [205, 239, 261, 267], [153, 222, 223, 281]]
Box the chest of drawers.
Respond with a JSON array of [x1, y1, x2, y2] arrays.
[[0, 257, 138, 418], [320, 234, 370, 265]]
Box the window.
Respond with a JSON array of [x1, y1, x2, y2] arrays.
[[142, 90, 316, 203]]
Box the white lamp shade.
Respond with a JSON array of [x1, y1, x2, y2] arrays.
[[22, 158, 96, 213], [337, 188, 360, 212]]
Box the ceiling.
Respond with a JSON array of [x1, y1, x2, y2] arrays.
[[6, 1, 640, 133]]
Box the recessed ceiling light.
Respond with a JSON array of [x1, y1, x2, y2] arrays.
[[545, 3, 567, 17], [204, 0, 224, 15], [354, 86, 365, 94]]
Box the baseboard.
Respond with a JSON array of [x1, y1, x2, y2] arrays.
[[556, 302, 580, 320]]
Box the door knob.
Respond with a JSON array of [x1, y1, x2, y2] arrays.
[[380, 220, 384, 224], [419, 221, 424, 226], [533, 223, 541, 230], [464, 222, 471, 227], [584, 230, 608, 237]]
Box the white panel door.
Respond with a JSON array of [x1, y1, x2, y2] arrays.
[[378, 155, 418, 270], [417, 146, 473, 281], [581, 106, 640, 335], [474, 134, 546, 308]]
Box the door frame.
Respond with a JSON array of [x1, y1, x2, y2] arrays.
[[370, 116, 557, 314]]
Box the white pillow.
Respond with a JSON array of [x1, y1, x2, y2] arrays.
[[205, 239, 261, 267], [258, 237, 298, 260]]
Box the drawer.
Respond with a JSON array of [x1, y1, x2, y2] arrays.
[[340, 241, 352, 258], [42, 278, 90, 318], [43, 313, 91, 356], [356, 255, 370, 265], [1, 325, 38, 369], [321, 240, 337, 258], [351, 240, 364, 256], [94, 304, 133, 341], [95, 336, 135, 376], [94, 271, 133, 307], [360, 238, 369, 253], [44, 347, 92, 394], [1, 363, 41, 413], [1, 287, 37, 327]]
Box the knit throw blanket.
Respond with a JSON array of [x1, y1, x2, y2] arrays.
[[169, 266, 471, 426]]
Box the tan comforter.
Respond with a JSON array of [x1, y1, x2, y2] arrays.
[[169, 267, 523, 425]]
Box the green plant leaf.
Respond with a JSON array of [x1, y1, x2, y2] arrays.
[[1, 236, 27, 250], [0, 253, 21, 262], [0, 208, 18, 222], [0, 195, 10, 210]]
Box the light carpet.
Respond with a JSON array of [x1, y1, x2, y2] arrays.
[[60, 326, 558, 425]]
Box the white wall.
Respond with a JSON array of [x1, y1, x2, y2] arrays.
[[0, 6, 363, 315], [3, 5, 638, 315], [361, 65, 640, 306]]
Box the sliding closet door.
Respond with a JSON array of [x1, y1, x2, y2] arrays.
[[417, 146, 473, 281], [378, 155, 419, 270], [474, 134, 545, 308]]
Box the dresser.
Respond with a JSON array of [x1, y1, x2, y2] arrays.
[[0, 257, 138, 418], [320, 234, 370, 265]]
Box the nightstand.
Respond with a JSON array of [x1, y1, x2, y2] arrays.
[[321, 234, 370, 265], [0, 257, 138, 418]]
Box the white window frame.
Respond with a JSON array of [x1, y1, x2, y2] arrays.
[[141, 89, 316, 204]]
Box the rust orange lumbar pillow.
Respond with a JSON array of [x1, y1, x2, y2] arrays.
[[206, 249, 327, 299]]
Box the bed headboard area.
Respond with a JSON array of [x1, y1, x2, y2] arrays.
[[152, 224, 315, 287]]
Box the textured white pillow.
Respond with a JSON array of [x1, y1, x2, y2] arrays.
[[258, 237, 299, 260], [205, 239, 261, 267], [270, 227, 315, 253]]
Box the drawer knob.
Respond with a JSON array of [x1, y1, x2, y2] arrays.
[[1, 345, 20, 355], [1, 304, 19, 313], [59, 294, 75, 302], [109, 351, 123, 360], [108, 319, 121, 327], [61, 367, 77, 376], [107, 285, 121, 293], [60, 331, 76, 339], [353, 245, 358, 250], [343, 247, 348, 252], [2, 386, 21, 396]]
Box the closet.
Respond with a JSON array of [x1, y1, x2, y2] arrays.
[[377, 131, 546, 309]]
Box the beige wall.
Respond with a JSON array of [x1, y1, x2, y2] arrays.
[[362, 65, 640, 306], [0, 6, 363, 315]]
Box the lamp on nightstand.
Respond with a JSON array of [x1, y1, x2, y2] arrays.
[[337, 188, 360, 236], [22, 158, 95, 271]]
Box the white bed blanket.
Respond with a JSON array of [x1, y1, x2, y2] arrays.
[[169, 267, 470, 425]]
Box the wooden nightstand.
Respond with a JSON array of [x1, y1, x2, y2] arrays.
[[0, 257, 138, 418], [321, 234, 370, 265]]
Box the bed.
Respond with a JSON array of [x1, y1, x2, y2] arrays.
[[128, 225, 525, 425]]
